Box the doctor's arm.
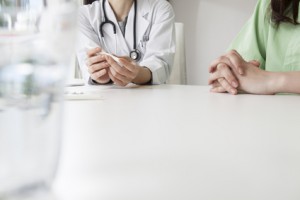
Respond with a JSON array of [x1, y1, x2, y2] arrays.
[[139, 2, 176, 84], [105, 1, 176, 86], [76, 6, 111, 84]]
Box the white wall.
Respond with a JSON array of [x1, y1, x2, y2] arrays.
[[170, 0, 258, 85]]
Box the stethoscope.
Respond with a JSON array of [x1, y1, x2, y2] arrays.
[[99, 0, 141, 61]]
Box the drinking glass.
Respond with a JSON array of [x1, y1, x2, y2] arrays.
[[0, 0, 78, 198]]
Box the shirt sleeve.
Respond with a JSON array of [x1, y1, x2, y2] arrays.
[[139, 1, 176, 84], [228, 0, 270, 70], [76, 4, 102, 84]]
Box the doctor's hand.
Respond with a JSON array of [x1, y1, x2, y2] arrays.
[[86, 47, 111, 84], [106, 56, 152, 86]]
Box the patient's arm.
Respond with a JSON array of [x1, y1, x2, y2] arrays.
[[210, 62, 275, 95], [209, 51, 300, 95], [234, 66, 300, 95], [266, 71, 300, 94]]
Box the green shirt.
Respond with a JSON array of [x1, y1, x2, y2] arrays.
[[228, 0, 300, 72]]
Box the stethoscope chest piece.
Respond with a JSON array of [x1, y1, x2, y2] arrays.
[[130, 49, 141, 61]]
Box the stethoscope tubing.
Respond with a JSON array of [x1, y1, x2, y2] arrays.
[[99, 0, 141, 61]]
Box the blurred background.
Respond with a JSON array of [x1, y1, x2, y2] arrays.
[[0, 0, 78, 198]]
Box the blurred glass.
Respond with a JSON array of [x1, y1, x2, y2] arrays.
[[0, 0, 77, 198]]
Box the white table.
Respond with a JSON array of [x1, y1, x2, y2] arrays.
[[54, 85, 300, 200]]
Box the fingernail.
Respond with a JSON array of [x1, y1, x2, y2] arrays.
[[239, 69, 243, 74], [231, 89, 236, 94], [232, 81, 238, 88], [210, 88, 216, 93]]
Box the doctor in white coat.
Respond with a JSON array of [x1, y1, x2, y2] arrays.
[[77, 0, 175, 86]]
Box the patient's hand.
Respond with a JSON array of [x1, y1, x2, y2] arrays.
[[209, 50, 275, 95], [234, 63, 275, 95]]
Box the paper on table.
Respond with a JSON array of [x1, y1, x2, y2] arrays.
[[64, 93, 104, 100], [64, 86, 105, 100]]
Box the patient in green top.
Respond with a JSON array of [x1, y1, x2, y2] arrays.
[[209, 0, 300, 95]]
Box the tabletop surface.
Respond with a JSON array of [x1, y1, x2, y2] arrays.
[[54, 85, 300, 200]]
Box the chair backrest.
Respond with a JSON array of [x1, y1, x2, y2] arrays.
[[167, 22, 187, 85]]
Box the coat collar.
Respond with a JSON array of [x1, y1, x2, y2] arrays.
[[101, 0, 150, 55], [135, 0, 151, 46]]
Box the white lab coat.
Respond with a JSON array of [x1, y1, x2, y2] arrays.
[[76, 0, 175, 85]]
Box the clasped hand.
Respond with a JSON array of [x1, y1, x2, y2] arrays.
[[208, 50, 275, 95], [86, 47, 141, 86]]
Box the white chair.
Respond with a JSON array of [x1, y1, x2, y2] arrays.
[[167, 22, 187, 85], [66, 56, 84, 86]]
